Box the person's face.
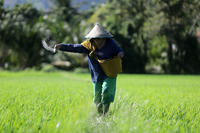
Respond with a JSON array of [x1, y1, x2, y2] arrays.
[[93, 38, 106, 49]]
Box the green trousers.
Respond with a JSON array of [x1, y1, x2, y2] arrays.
[[93, 77, 117, 104]]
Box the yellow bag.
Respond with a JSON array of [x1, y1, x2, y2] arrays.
[[97, 57, 122, 78], [81, 39, 122, 77]]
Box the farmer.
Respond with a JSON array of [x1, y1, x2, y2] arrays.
[[55, 23, 124, 115]]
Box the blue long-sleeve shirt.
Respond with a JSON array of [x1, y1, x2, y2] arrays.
[[59, 38, 123, 83]]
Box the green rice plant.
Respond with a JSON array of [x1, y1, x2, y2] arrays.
[[0, 71, 200, 133]]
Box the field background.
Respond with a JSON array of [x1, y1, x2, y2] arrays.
[[0, 71, 200, 133]]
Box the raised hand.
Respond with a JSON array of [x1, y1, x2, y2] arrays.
[[117, 52, 124, 58]]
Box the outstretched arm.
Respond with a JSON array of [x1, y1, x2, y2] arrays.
[[55, 44, 89, 54]]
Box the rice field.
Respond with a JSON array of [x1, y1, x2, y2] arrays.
[[0, 71, 200, 133]]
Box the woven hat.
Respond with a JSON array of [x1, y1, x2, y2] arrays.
[[85, 23, 113, 39]]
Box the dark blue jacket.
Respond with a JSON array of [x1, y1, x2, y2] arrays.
[[59, 38, 123, 83]]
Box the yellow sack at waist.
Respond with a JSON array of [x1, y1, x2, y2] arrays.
[[81, 39, 122, 78], [97, 57, 122, 78]]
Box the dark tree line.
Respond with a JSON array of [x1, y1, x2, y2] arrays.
[[0, 0, 200, 74]]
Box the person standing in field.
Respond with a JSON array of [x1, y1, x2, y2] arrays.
[[55, 23, 124, 116]]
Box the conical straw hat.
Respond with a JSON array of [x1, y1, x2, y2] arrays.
[[85, 23, 113, 39]]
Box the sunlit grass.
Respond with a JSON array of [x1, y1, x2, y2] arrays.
[[0, 71, 200, 133]]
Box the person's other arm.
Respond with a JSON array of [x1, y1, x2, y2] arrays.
[[112, 40, 124, 58]]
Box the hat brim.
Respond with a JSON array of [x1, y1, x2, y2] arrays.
[[84, 23, 113, 39], [85, 34, 113, 39]]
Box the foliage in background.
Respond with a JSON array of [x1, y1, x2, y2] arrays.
[[158, 0, 200, 74], [0, 0, 87, 70], [0, 2, 45, 69], [0, 0, 200, 73], [87, 0, 200, 74]]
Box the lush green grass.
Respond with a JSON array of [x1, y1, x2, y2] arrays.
[[0, 71, 200, 133]]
